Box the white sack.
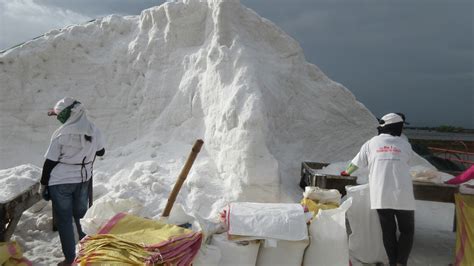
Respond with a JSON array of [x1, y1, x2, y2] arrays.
[[193, 244, 221, 266], [211, 233, 260, 266], [303, 186, 341, 204], [256, 239, 309, 266], [227, 202, 308, 241], [303, 198, 352, 266], [80, 197, 143, 235], [460, 183, 474, 195], [192, 213, 227, 243], [167, 203, 195, 225], [346, 184, 388, 264]]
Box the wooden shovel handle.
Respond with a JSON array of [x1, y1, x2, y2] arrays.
[[162, 139, 204, 217]]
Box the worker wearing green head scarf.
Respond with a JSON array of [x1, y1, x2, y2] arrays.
[[42, 97, 106, 266]]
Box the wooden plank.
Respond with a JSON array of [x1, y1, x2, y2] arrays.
[[0, 182, 42, 241], [412, 181, 458, 203]]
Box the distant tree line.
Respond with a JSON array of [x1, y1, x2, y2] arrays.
[[406, 125, 474, 133]]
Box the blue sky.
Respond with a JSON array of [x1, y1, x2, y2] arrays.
[[1, 0, 472, 128]]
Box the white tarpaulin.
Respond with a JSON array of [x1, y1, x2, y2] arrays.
[[226, 202, 308, 241]]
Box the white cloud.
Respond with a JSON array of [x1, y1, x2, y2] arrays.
[[0, 0, 91, 50]]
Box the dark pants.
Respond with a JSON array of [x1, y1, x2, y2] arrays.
[[49, 182, 89, 263], [377, 209, 415, 265]]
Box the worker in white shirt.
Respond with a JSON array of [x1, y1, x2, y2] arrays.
[[341, 113, 415, 266], [40, 97, 105, 266]]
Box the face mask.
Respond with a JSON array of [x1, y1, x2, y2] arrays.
[[56, 101, 79, 124], [57, 107, 72, 124]]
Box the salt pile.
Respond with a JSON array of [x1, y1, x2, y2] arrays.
[[0, 0, 413, 264], [0, 164, 40, 203], [0, 0, 376, 211]]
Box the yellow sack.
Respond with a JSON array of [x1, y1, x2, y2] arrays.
[[454, 193, 474, 266], [0, 241, 31, 266], [301, 198, 339, 217], [76, 213, 202, 266]]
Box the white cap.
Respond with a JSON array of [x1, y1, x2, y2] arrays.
[[47, 97, 77, 116], [379, 113, 404, 127]]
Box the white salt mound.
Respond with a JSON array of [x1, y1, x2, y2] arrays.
[[0, 0, 376, 216], [0, 0, 404, 264], [0, 164, 40, 203]]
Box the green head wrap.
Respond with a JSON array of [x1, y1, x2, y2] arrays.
[[56, 101, 79, 124]]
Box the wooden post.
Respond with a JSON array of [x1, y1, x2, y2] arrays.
[[162, 139, 204, 218]]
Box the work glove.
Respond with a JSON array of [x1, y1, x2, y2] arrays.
[[340, 171, 350, 177], [40, 185, 51, 201]]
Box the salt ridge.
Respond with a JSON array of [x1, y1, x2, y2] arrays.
[[0, 0, 376, 215], [0, 1, 394, 264]]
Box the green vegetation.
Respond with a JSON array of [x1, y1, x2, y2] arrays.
[[435, 125, 465, 133], [406, 126, 474, 133]]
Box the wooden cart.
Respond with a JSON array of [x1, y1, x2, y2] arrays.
[[300, 162, 357, 196], [300, 161, 459, 203]]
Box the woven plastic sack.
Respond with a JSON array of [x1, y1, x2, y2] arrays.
[[225, 202, 308, 241], [303, 186, 341, 204], [211, 233, 260, 266], [0, 241, 32, 266], [303, 198, 352, 266], [80, 197, 143, 235], [193, 244, 221, 266], [76, 213, 202, 265], [459, 184, 474, 195], [454, 193, 474, 266], [301, 198, 339, 216], [345, 184, 387, 264], [256, 238, 309, 266]]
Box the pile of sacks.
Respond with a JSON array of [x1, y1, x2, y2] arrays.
[[75, 200, 203, 265], [77, 212, 202, 265], [78, 188, 356, 266], [203, 186, 352, 266]]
